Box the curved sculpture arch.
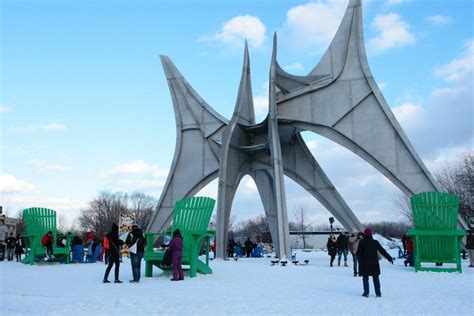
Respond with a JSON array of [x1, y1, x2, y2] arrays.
[[148, 0, 467, 261]]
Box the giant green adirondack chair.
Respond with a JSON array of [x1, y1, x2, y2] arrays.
[[144, 196, 215, 278], [408, 192, 465, 273], [22, 207, 73, 265]]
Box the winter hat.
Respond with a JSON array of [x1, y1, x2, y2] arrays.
[[173, 229, 181, 237], [352, 228, 359, 234], [364, 228, 372, 236]]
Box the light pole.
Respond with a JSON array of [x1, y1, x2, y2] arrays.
[[329, 217, 335, 234]]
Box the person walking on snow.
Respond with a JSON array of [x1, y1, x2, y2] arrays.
[[169, 229, 184, 281], [125, 223, 146, 283], [327, 235, 338, 267], [337, 232, 349, 267], [349, 229, 362, 276], [103, 223, 122, 283], [357, 228, 393, 297]]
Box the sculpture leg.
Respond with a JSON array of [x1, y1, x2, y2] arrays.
[[252, 169, 286, 259]]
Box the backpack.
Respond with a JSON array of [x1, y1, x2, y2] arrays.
[[103, 235, 110, 250]]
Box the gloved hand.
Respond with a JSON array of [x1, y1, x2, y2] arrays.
[[389, 257, 394, 264]]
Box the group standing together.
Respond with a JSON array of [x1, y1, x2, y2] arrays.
[[101, 223, 184, 283]]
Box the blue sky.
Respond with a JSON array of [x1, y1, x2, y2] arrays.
[[1, 0, 473, 229]]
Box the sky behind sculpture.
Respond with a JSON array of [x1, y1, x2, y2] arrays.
[[1, 0, 473, 229]]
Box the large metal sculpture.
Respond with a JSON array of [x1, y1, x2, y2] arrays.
[[148, 0, 466, 261]]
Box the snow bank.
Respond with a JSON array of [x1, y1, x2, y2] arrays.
[[1, 249, 473, 315]]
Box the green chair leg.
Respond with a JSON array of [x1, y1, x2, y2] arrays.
[[145, 261, 153, 277]]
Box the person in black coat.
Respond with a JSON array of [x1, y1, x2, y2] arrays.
[[125, 223, 146, 283], [356, 228, 393, 297], [336, 232, 349, 267], [6, 233, 16, 261], [15, 234, 25, 262], [244, 238, 253, 258], [103, 223, 122, 283], [227, 238, 236, 258], [327, 235, 338, 267]]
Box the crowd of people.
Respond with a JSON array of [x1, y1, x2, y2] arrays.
[[2, 217, 474, 297], [226, 237, 263, 258]]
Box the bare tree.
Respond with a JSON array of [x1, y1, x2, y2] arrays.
[[435, 151, 473, 224], [235, 215, 269, 242], [79, 191, 158, 237], [290, 205, 312, 248], [79, 191, 129, 237], [129, 192, 156, 230], [391, 193, 413, 225], [57, 214, 70, 234]]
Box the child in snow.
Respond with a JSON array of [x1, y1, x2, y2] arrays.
[[169, 229, 184, 281], [41, 231, 54, 259], [404, 237, 414, 267]]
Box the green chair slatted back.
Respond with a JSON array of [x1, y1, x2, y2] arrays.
[[23, 207, 58, 251], [171, 196, 215, 256], [22, 207, 72, 264], [411, 192, 459, 230], [409, 192, 465, 273]]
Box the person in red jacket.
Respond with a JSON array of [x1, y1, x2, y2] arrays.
[[404, 237, 414, 267], [41, 231, 54, 259]]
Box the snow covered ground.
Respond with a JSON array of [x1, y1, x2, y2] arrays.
[[1, 239, 473, 315]]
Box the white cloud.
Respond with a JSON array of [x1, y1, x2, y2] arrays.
[[280, 0, 347, 54], [3, 194, 87, 218], [200, 15, 266, 50], [7, 123, 67, 135], [368, 13, 416, 55], [397, 40, 473, 158], [1, 145, 26, 155], [241, 177, 258, 195], [306, 140, 317, 150], [100, 160, 169, 192], [283, 62, 305, 73], [426, 15, 453, 26], [26, 159, 72, 172], [0, 174, 36, 194], [101, 160, 168, 179], [387, 0, 406, 5], [378, 82, 387, 90], [434, 39, 473, 84], [253, 96, 268, 120], [0, 106, 10, 113], [392, 102, 423, 129]]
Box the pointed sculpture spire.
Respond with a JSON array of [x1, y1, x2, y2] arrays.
[[233, 40, 255, 125]]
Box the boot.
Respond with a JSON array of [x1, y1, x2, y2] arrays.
[[103, 279, 110, 283], [114, 279, 122, 283]]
